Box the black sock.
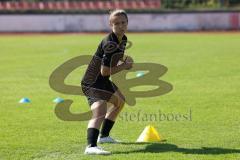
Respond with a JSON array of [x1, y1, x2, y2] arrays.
[[87, 128, 99, 147], [100, 119, 115, 138]]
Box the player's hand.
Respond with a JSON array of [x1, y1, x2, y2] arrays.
[[123, 56, 133, 70], [125, 56, 134, 64], [124, 62, 132, 70]]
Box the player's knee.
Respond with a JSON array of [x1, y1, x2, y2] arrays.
[[115, 98, 125, 109], [91, 111, 106, 121], [120, 98, 125, 107], [91, 100, 107, 120]]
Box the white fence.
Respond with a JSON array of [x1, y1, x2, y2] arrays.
[[0, 12, 239, 32]]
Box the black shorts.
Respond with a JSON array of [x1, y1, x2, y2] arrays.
[[81, 80, 118, 106]]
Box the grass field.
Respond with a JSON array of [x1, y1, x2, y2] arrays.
[[0, 32, 240, 160]]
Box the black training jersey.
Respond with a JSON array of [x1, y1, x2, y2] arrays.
[[81, 32, 127, 86]]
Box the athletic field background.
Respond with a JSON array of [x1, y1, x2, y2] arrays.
[[0, 33, 239, 160]]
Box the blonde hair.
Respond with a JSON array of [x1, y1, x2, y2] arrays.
[[109, 9, 128, 23]]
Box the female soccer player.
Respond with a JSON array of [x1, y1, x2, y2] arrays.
[[81, 9, 133, 155]]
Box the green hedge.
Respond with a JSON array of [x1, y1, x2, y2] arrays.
[[229, 0, 240, 5], [162, 0, 220, 9]]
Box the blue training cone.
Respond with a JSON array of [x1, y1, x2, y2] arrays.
[[53, 97, 64, 103], [136, 71, 145, 78], [19, 98, 31, 103]]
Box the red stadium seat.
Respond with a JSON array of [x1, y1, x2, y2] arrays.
[[38, 2, 44, 10], [63, 1, 70, 10], [5, 2, 12, 10], [68, 2, 76, 10], [31, 2, 38, 10], [101, 1, 112, 10], [121, 1, 128, 9], [45, 2, 53, 10], [55, 2, 62, 10], [96, 1, 104, 10], [11, 2, 17, 10], [131, 1, 139, 9], [79, 1, 87, 10], [138, 1, 147, 9], [113, 1, 120, 9], [18, 1, 28, 10], [0, 2, 3, 10]]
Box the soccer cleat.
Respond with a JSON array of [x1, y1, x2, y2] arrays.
[[84, 146, 111, 155], [98, 136, 120, 144]]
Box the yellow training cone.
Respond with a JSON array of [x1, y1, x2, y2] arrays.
[[136, 125, 162, 142]]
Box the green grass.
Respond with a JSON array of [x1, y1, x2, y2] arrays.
[[0, 33, 240, 160]]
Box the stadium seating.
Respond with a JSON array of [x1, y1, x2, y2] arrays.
[[0, 0, 161, 11]]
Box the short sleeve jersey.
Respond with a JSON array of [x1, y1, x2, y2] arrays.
[[81, 32, 128, 86]]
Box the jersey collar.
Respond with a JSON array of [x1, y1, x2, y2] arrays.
[[111, 32, 127, 44]]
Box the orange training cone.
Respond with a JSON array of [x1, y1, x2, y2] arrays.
[[136, 125, 162, 142]]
